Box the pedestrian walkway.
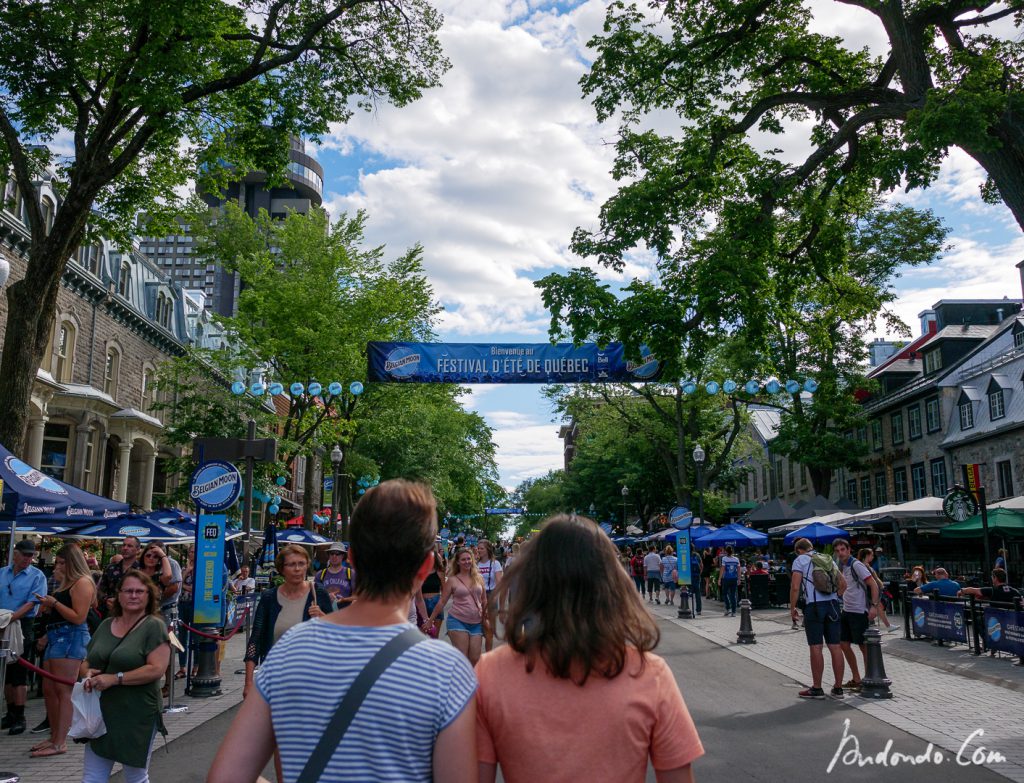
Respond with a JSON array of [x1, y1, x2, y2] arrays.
[[656, 598, 1024, 782], [0, 633, 247, 783]]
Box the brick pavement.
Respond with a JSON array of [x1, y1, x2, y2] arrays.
[[0, 632, 247, 782], [654, 597, 1024, 783]]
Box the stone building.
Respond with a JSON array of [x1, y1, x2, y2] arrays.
[[0, 172, 222, 511]]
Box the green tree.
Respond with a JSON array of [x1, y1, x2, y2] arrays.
[[0, 0, 448, 453], [580, 0, 1024, 249], [510, 471, 570, 518]]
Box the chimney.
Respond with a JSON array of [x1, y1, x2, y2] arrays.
[[919, 309, 937, 336], [1018, 260, 1024, 301], [997, 307, 1005, 322]]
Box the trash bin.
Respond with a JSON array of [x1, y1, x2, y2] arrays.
[[748, 574, 770, 609]]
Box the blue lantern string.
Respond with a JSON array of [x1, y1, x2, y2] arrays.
[[804, 379, 819, 393], [308, 382, 323, 397], [705, 381, 720, 395], [744, 380, 760, 394], [723, 380, 737, 394], [231, 382, 246, 395], [765, 379, 781, 394], [350, 381, 364, 396], [328, 382, 343, 396], [268, 382, 284, 396], [289, 382, 304, 396]]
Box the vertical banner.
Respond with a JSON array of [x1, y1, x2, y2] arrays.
[[323, 477, 334, 506], [676, 530, 692, 586], [962, 463, 983, 495], [195, 513, 226, 625]]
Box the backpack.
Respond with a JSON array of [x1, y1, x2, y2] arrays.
[[808, 552, 840, 595]]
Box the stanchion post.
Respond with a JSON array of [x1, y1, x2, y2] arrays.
[[901, 585, 911, 639], [736, 598, 756, 644], [164, 607, 189, 714], [969, 595, 982, 656], [860, 626, 893, 699]]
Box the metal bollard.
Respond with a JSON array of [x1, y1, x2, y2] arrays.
[[164, 608, 189, 714], [677, 584, 693, 620], [860, 626, 893, 699], [736, 598, 756, 644]]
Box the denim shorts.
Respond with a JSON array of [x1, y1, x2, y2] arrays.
[[446, 615, 483, 636], [45, 623, 90, 661], [662, 579, 677, 590]]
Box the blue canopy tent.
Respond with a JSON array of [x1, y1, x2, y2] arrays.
[[689, 524, 718, 541], [698, 523, 768, 549], [60, 515, 192, 542], [0, 442, 129, 525], [783, 522, 848, 547], [275, 528, 331, 547]]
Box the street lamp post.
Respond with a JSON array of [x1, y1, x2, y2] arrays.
[[330, 445, 342, 539], [621, 485, 629, 533], [678, 444, 706, 620], [589, 503, 596, 520]]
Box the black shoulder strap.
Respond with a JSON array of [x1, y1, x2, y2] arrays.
[[296, 626, 426, 783]]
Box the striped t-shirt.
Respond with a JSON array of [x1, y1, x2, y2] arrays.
[[255, 620, 477, 782]]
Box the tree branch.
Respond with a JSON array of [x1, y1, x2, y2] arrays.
[[0, 108, 42, 238]]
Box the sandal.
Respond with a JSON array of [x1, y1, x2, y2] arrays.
[[30, 740, 54, 752], [174, 670, 187, 680], [30, 743, 66, 757]]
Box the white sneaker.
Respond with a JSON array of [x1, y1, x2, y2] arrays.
[[886, 625, 897, 634]]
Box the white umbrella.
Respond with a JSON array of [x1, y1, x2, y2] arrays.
[[769, 511, 853, 535], [990, 496, 1024, 510]]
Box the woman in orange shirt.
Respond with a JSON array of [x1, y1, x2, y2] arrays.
[[476, 514, 704, 783]]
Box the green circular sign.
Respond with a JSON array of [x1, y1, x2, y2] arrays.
[[943, 488, 978, 522]]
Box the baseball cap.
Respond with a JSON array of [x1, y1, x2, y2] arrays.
[[874, 546, 883, 551], [14, 539, 36, 555], [327, 542, 347, 554]]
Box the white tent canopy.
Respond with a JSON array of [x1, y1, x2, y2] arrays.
[[990, 496, 1024, 510], [768, 511, 852, 535]]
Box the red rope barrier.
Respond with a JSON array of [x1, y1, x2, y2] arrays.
[[15, 656, 76, 686], [179, 608, 248, 642]]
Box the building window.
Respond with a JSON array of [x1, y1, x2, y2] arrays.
[[752, 469, 758, 499], [81, 432, 95, 492], [75, 243, 100, 276], [40, 423, 70, 480], [923, 349, 943, 374], [911, 462, 927, 499], [870, 419, 882, 451], [775, 460, 783, 496], [908, 404, 922, 439], [103, 348, 120, 399], [891, 411, 904, 445], [118, 263, 131, 297], [997, 460, 1013, 499], [846, 479, 857, 506], [925, 396, 941, 433], [41, 196, 55, 234], [860, 476, 872, 509], [892, 466, 909, 503], [801, 465, 808, 489], [1014, 323, 1024, 348], [762, 466, 768, 499], [856, 426, 868, 444], [53, 322, 75, 382], [874, 473, 887, 505], [930, 459, 948, 497], [788, 459, 795, 493], [989, 388, 1005, 421], [959, 400, 974, 430]]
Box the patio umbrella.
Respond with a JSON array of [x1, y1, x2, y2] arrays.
[[689, 524, 718, 540], [60, 514, 192, 542], [0, 442, 128, 524], [0, 521, 84, 535], [939, 508, 1024, 539], [274, 528, 331, 546], [698, 523, 768, 548], [783, 521, 848, 547]]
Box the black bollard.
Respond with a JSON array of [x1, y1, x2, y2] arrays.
[[736, 598, 756, 644], [677, 584, 693, 620], [860, 626, 893, 699], [187, 633, 222, 697]]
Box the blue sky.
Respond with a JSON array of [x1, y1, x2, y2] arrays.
[[311, 1, 1024, 489]]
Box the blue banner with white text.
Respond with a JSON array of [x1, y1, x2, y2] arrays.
[[676, 530, 692, 587], [367, 342, 662, 384], [194, 514, 226, 626], [911, 597, 967, 642], [983, 607, 1024, 657]]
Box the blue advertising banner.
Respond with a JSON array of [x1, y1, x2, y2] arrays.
[[669, 506, 693, 530], [194, 513, 226, 626], [911, 597, 967, 642], [676, 530, 692, 586], [983, 607, 1024, 657], [367, 342, 662, 384]]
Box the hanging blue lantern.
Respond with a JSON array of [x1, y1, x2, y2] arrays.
[[268, 504, 280, 515], [275, 476, 287, 486], [358, 488, 365, 495], [804, 378, 819, 393], [766, 379, 781, 394], [681, 380, 697, 395], [249, 382, 265, 396], [308, 382, 323, 397], [350, 381, 364, 396], [268, 382, 284, 396], [272, 496, 281, 506], [231, 381, 246, 395], [744, 380, 760, 395], [723, 380, 737, 394], [290, 382, 305, 396], [705, 381, 720, 395], [328, 382, 343, 396], [785, 379, 801, 394]]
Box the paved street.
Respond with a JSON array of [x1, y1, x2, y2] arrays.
[[1, 600, 1021, 781]]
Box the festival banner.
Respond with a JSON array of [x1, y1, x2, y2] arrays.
[[676, 530, 692, 587], [911, 597, 968, 643], [367, 342, 662, 384], [983, 607, 1024, 657], [194, 513, 227, 626]]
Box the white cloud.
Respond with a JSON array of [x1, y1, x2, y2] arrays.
[[489, 421, 565, 485]]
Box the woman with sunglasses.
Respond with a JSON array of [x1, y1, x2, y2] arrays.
[[80, 571, 170, 783], [476, 515, 703, 783], [424, 547, 486, 665], [31, 543, 95, 758]]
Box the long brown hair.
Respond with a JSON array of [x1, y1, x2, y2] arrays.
[[497, 514, 659, 685], [55, 543, 93, 591]]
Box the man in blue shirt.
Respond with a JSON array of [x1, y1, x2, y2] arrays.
[[0, 539, 47, 734], [915, 568, 960, 597]]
